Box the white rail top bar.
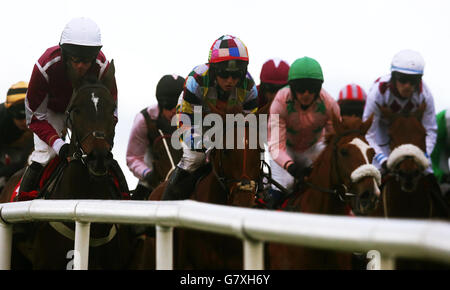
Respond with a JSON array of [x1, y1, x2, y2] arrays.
[[1, 199, 449, 264]]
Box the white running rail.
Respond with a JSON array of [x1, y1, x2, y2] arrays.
[[0, 199, 449, 270]]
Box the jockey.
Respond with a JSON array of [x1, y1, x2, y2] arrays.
[[267, 57, 341, 206], [258, 58, 290, 109], [337, 83, 367, 118], [362, 49, 437, 175], [0, 81, 33, 191], [161, 35, 258, 200], [126, 74, 185, 200], [431, 109, 450, 197], [19, 17, 126, 197]]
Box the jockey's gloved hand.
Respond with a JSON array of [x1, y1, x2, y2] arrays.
[[380, 161, 388, 176], [287, 163, 310, 182], [58, 143, 70, 161], [144, 170, 158, 187]]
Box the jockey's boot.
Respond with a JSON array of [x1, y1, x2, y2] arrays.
[[161, 166, 195, 200], [18, 162, 44, 198], [131, 183, 153, 200], [266, 188, 285, 209]]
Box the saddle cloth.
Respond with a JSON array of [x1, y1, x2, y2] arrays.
[[11, 157, 129, 202]]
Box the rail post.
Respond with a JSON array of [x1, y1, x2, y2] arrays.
[[156, 225, 173, 270], [0, 220, 12, 270], [243, 239, 264, 270], [74, 221, 90, 270]]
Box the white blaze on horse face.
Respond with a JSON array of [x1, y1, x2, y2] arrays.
[[350, 138, 371, 164], [349, 137, 381, 195], [91, 92, 99, 113]]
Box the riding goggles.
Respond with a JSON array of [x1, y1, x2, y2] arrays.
[[262, 83, 286, 93], [69, 55, 96, 64], [396, 73, 422, 86], [215, 69, 245, 80], [289, 79, 323, 95], [7, 104, 26, 119]]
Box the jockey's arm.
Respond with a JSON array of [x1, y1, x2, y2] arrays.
[[268, 96, 292, 170], [421, 85, 438, 158], [126, 111, 153, 180], [242, 81, 259, 114], [363, 89, 386, 169], [26, 63, 66, 155]]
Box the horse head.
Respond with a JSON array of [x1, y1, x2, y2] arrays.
[[206, 103, 264, 207], [65, 61, 117, 176], [379, 102, 428, 192], [309, 114, 381, 215]]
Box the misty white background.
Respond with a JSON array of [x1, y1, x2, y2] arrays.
[[1, 0, 449, 188]]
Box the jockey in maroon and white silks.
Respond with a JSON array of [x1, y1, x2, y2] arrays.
[[19, 17, 119, 196], [26, 45, 117, 164]]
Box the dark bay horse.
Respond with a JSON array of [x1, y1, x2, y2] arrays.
[[142, 104, 269, 269], [268, 115, 381, 269], [0, 61, 135, 269]]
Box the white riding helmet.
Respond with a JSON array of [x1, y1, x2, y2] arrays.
[[390, 49, 425, 75], [60, 17, 102, 46]]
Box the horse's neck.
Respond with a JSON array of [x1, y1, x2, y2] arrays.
[[301, 148, 345, 215]]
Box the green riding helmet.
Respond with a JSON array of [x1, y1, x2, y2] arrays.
[[288, 57, 324, 81]]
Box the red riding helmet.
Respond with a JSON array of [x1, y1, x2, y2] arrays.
[[260, 58, 290, 85]]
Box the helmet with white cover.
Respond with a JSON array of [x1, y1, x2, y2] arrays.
[[59, 17, 102, 60], [391, 49, 425, 75]]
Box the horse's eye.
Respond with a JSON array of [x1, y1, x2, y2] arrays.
[[340, 148, 349, 157], [367, 148, 375, 162]]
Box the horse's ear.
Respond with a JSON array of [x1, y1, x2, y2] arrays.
[[331, 111, 343, 133], [414, 101, 427, 121], [101, 59, 116, 93], [206, 101, 225, 118], [377, 102, 395, 123], [361, 113, 374, 135], [257, 99, 272, 116]]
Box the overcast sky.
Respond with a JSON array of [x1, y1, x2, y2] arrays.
[[1, 0, 449, 187]]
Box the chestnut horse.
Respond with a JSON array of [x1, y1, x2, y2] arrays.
[[268, 115, 381, 269], [0, 62, 135, 269], [142, 104, 268, 269]]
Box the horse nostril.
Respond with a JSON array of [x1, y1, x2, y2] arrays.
[[241, 179, 250, 186], [360, 191, 371, 201]]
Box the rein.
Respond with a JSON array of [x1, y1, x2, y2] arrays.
[[211, 126, 260, 201], [63, 83, 114, 173], [305, 129, 364, 202]]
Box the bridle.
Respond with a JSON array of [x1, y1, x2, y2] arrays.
[[305, 130, 380, 203], [210, 126, 261, 203], [64, 83, 115, 173]]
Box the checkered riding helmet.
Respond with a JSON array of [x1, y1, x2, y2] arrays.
[[208, 35, 249, 64]]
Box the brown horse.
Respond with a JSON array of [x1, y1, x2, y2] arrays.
[[0, 62, 135, 269], [268, 115, 381, 269], [378, 102, 449, 219], [376, 103, 450, 269], [140, 104, 269, 269]]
